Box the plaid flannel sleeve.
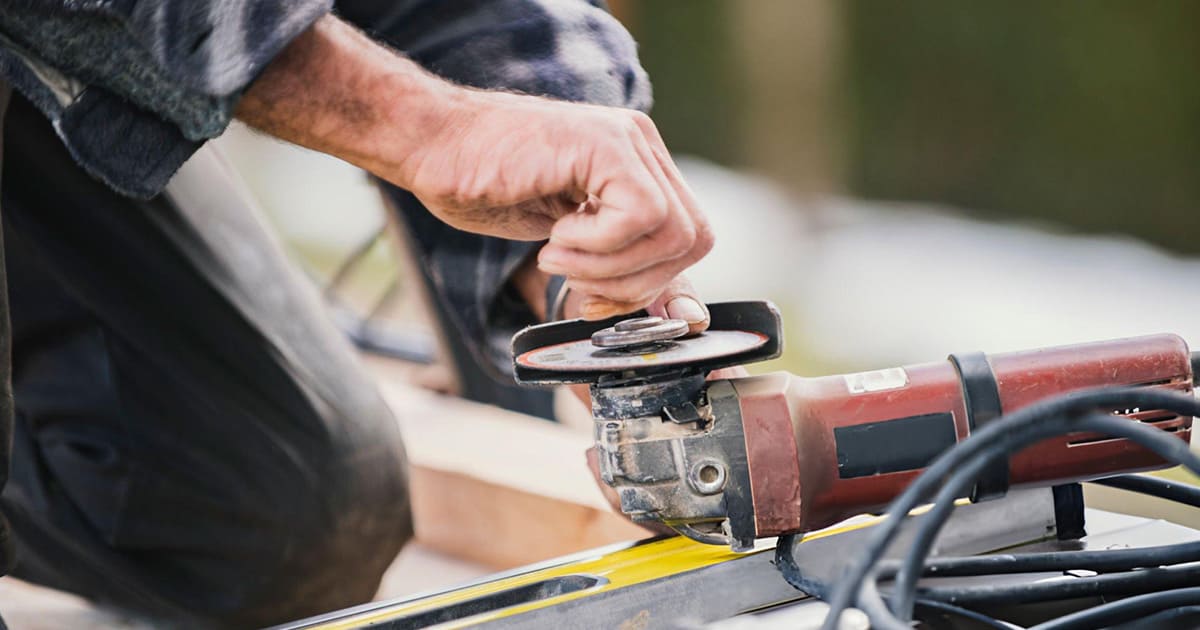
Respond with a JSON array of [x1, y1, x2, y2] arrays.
[[0, 0, 653, 382], [0, 0, 332, 198]]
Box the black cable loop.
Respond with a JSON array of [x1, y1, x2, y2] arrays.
[[890, 410, 1200, 620], [780, 386, 1200, 630]]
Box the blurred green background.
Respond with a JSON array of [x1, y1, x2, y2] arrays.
[[616, 0, 1200, 253]]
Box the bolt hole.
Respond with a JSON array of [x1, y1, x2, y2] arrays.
[[689, 459, 727, 495]]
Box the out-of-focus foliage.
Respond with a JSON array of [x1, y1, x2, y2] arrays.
[[624, 1, 747, 166], [624, 1, 1200, 253], [844, 1, 1200, 253]]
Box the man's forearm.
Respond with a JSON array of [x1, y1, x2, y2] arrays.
[[235, 15, 446, 184], [237, 13, 713, 327]]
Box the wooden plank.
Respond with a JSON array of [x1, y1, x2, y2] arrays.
[[367, 360, 650, 569], [408, 467, 647, 570]]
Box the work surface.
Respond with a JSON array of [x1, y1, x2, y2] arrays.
[[2, 353, 1197, 628], [278, 505, 1200, 629]]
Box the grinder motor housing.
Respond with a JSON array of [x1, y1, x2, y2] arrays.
[[512, 301, 1195, 551]]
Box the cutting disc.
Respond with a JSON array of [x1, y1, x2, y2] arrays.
[[515, 329, 769, 373]]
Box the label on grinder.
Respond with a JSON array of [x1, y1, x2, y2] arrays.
[[844, 367, 909, 394]]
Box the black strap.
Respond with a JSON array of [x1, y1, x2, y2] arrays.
[[1052, 483, 1087, 540], [948, 351, 1010, 502], [544, 274, 569, 321]]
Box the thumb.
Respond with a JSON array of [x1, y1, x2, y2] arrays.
[[645, 274, 709, 334]]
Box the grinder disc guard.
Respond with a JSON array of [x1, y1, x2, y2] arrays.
[[512, 301, 784, 385]]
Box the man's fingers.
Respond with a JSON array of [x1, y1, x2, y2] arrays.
[[546, 111, 712, 324], [538, 222, 696, 279], [646, 274, 710, 333], [575, 273, 710, 335], [569, 260, 685, 308], [563, 213, 711, 306], [548, 180, 664, 253], [546, 112, 712, 283], [550, 118, 691, 254]]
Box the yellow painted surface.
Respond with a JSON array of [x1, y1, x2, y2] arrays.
[[310, 519, 877, 629], [1158, 465, 1200, 486]]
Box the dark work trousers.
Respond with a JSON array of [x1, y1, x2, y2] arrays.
[[0, 94, 413, 628], [0, 79, 13, 630]]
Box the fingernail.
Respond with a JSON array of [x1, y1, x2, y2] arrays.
[[667, 297, 707, 324]]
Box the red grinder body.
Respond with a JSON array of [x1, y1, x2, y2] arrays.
[[734, 334, 1195, 539]]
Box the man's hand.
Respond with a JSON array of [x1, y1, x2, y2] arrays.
[[236, 15, 711, 321], [511, 254, 710, 332], [399, 90, 713, 321]]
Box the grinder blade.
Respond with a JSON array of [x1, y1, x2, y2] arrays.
[[517, 329, 769, 372], [511, 300, 784, 385]]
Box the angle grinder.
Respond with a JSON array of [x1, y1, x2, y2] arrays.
[[512, 301, 1196, 551]]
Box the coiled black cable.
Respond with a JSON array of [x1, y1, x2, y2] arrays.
[[915, 560, 1200, 606], [876, 539, 1200, 579], [773, 386, 1200, 630], [1027, 587, 1200, 630], [888, 410, 1200, 614]]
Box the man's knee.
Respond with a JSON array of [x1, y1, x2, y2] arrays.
[[131, 377, 416, 627], [236, 394, 414, 626]]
